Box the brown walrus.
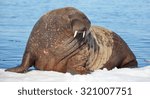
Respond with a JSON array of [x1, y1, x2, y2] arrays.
[[5, 7, 137, 74]]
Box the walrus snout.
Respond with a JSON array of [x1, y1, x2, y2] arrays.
[[71, 19, 90, 38], [67, 9, 91, 39]]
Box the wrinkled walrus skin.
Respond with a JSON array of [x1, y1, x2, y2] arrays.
[[6, 7, 137, 74], [86, 26, 137, 71]]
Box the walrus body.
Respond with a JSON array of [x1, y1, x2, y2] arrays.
[[6, 7, 137, 74]]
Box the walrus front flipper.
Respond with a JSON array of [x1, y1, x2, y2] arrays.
[[67, 54, 91, 74], [67, 65, 90, 74], [5, 66, 28, 73], [5, 52, 34, 73]]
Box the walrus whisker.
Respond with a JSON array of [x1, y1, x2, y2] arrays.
[[74, 31, 78, 37], [57, 41, 86, 64], [68, 37, 76, 44]]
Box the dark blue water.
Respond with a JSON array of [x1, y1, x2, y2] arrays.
[[0, 0, 150, 68]]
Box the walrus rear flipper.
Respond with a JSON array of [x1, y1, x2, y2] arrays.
[[5, 52, 34, 73], [120, 59, 138, 68]]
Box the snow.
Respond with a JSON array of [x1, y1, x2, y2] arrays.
[[0, 66, 150, 82]]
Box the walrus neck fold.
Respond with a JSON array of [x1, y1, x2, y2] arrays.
[[84, 32, 98, 68]]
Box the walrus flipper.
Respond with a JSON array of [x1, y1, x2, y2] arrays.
[[120, 59, 138, 68], [5, 52, 34, 73], [68, 65, 90, 74]]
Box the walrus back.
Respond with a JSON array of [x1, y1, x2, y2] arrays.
[[87, 25, 137, 71]]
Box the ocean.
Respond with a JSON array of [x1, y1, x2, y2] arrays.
[[0, 0, 150, 68]]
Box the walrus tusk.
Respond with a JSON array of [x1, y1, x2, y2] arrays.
[[83, 31, 86, 38], [74, 31, 78, 37]]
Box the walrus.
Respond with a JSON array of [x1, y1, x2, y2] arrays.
[[5, 7, 137, 74]]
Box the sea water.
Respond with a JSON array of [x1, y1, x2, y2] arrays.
[[0, 0, 150, 68]]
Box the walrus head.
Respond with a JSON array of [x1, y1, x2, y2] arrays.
[[42, 7, 92, 54], [50, 7, 91, 38]]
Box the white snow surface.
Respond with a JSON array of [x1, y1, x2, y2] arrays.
[[0, 66, 150, 82]]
